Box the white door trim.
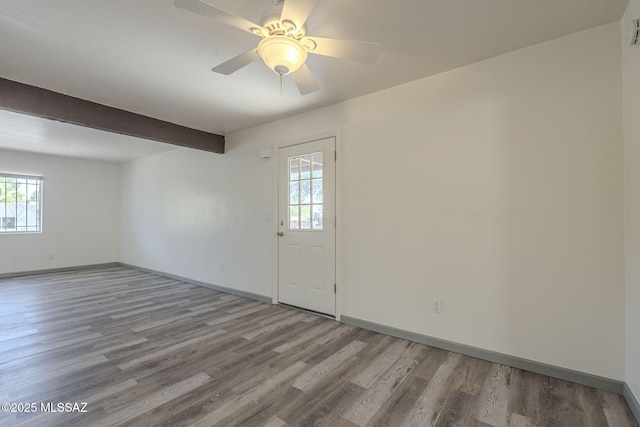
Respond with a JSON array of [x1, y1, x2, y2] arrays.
[[270, 131, 342, 321]]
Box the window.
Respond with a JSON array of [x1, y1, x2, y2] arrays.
[[0, 174, 43, 233], [288, 152, 323, 230]]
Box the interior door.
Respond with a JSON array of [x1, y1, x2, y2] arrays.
[[278, 137, 336, 316]]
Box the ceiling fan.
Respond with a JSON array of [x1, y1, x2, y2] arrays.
[[174, 0, 380, 95]]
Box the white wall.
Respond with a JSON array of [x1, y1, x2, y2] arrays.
[[623, 0, 640, 404], [0, 149, 120, 274], [121, 22, 625, 380], [119, 145, 274, 296]]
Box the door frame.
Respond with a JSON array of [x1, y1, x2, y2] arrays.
[[271, 131, 343, 321]]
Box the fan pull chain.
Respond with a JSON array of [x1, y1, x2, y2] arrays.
[[280, 73, 283, 95]]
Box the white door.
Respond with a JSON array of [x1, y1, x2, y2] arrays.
[[278, 137, 336, 316]]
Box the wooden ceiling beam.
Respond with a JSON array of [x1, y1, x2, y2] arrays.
[[0, 78, 225, 154]]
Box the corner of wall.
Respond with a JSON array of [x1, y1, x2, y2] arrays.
[[623, 0, 640, 414]]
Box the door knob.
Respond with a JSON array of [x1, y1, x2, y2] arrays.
[[277, 231, 284, 237]]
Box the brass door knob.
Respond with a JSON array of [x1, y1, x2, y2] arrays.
[[277, 231, 284, 237]]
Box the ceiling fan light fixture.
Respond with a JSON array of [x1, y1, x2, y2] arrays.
[[258, 35, 307, 75]]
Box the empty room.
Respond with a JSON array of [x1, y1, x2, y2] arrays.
[[1, 0, 640, 425]]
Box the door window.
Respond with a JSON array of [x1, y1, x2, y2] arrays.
[[288, 152, 323, 230]]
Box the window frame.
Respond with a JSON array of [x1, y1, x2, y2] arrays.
[[0, 173, 44, 234]]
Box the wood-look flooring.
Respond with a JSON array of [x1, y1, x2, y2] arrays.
[[0, 267, 637, 427]]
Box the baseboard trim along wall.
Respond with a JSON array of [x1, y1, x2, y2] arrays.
[[624, 383, 640, 425], [341, 315, 626, 395], [117, 262, 272, 304], [0, 262, 120, 279]]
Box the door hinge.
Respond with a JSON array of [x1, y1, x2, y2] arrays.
[[334, 283, 337, 294], [334, 151, 337, 161]]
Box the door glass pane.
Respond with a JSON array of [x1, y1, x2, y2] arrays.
[[289, 205, 299, 229], [289, 157, 299, 181], [312, 178, 323, 204], [300, 205, 311, 230], [289, 181, 299, 204], [300, 180, 311, 204], [312, 205, 323, 229], [312, 153, 323, 178], [300, 155, 311, 179]]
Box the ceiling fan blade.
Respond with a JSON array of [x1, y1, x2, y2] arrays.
[[291, 63, 319, 95], [280, 0, 319, 29], [174, 0, 263, 36], [211, 49, 259, 75], [307, 37, 380, 64]]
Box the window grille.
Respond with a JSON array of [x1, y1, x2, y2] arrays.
[[288, 152, 323, 230], [0, 173, 43, 233]]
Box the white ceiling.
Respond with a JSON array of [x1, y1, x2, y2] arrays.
[[0, 0, 630, 162], [0, 109, 178, 163]]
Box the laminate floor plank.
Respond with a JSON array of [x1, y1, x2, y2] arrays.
[[232, 315, 325, 355], [569, 385, 609, 427], [509, 412, 536, 427], [87, 372, 211, 427], [0, 266, 637, 427], [600, 388, 639, 427], [411, 346, 451, 382], [301, 328, 373, 367], [241, 312, 309, 341], [350, 338, 411, 388], [364, 375, 429, 427], [117, 330, 224, 371], [286, 381, 365, 427], [432, 389, 479, 427], [0, 328, 38, 342], [342, 357, 417, 426], [401, 352, 466, 426], [273, 319, 337, 353], [190, 362, 307, 427], [0, 330, 103, 364], [473, 364, 512, 426], [293, 340, 368, 393], [264, 416, 289, 427], [124, 380, 235, 427], [4, 361, 132, 405]]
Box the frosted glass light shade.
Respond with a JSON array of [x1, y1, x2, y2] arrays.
[[258, 36, 307, 75]]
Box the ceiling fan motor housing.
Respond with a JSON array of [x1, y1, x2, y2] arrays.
[[263, 19, 303, 38]]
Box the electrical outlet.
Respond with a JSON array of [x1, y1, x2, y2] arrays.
[[219, 265, 225, 273], [432, 298, 441, 314]]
